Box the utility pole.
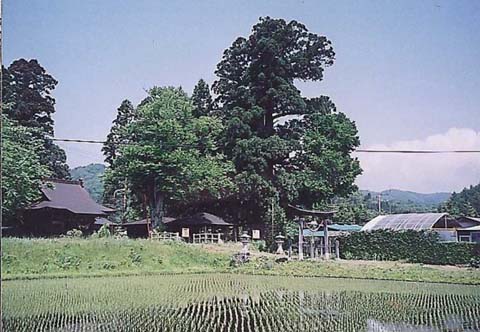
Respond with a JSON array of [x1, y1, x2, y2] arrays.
[[123, 179, 127, 218], [271, 198, 275, 244], [113, 188, 126, 222], [378, 194, 382, 213], [298, 219, 304, 260]]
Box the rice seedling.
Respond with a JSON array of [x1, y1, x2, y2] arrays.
[[2, 274, 479, 331]]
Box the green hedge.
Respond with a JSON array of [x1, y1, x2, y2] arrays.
[[338, 230, 480, 265]]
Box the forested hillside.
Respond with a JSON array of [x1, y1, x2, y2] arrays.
[[441, 183, 480, 217], [360, 189, 451, 213], [70, 163, 105, 202]]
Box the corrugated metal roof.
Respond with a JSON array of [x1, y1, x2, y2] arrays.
[[303, 224, 362, 237], [461, 216, 480, 223], [362, 213, 449, 231], [329, 224, 362, 232], [28, 180, 114, 215], [460, 225, 480, 231]]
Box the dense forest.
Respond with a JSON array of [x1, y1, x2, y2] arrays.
[[440, 183, 480, 217]]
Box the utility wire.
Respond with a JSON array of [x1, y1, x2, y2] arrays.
[[354, 149, 480, 154], [51, 138, 480, 154]]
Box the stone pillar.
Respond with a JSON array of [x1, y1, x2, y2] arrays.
[[298, 220, 304, 260], [323, 219, 330, 259], [335, 239, 340, 260]]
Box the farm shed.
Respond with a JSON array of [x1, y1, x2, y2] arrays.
[[92, 217, 118, 233], [361, 213, 459, 242], [457, 225, 480, 243], [456, 216, 480, 228], [164, 212, 234, 242], [120, 217, 175, 238], [24, 179, 114, 236]]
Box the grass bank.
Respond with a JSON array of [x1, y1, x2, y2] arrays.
[[2, 237, 479, 284], [1, 237, 229, 280], [236, 257, 480, 285]]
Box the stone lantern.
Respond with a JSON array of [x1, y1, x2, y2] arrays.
[[240, 232, 251, 255], [275, 234, 286, 255]]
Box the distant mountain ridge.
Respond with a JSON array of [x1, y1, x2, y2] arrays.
[[360, 189, 451, 207], [70, 163, 106, 203]]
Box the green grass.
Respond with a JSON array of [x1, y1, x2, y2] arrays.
[[1, 237, 229, 280], [2, 237, 480, 284], [236, 257, 480, 285]]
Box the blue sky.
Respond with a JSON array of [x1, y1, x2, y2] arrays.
[[4, 0, 480, 193]]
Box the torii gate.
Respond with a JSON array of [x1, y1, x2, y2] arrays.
[[288, 205, 336, 260]]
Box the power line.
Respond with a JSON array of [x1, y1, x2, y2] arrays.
[[355, 149, 480, 154], [51, 138, 480, 154], [52, 138, 106, 144]]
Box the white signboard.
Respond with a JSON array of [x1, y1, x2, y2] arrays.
[[252, 229, 260, 240], [182, 228, 190, 238]]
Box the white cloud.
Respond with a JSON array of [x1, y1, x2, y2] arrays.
[[355, 128, 480, 193]]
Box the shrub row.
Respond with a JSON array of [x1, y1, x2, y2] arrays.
[[338, 230, 480, 265]]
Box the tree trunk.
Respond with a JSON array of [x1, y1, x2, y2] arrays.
[[149, 178, 164, 229], [264, 105, 275, 180]]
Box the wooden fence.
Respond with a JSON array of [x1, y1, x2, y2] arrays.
[[193, 233, 224, 244], [151, 231, 182, 241]]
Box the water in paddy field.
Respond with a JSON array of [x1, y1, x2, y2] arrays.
[[2, 274, 480, 332]]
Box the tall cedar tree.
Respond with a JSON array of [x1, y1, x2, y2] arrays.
[[102, 100, 137, 218], [2, 59, 70, 179], [106, 87, 234, 227], [191, 79, 214, 117], [213, 17, 362, 228], [102, 100, 135, 166]]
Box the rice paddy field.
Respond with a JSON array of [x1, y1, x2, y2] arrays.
[[2, 274, 480, 332]]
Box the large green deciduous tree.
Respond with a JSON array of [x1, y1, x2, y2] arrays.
[[2, 58, 70, 179], [212, 17, 362, 229], [106, 87, 235, 227], [1, 115, 51, 225]]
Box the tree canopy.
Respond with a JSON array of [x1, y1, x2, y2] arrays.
[[2, 59, 57, 134], [211, 17, 361, 232], [1, 115, 51, 224], [191, 79, 215, 117], [2, 58, 70, 179], [441, 184, 480, 217], [105, 87, 235, 226], [102, 99, 135, 166]]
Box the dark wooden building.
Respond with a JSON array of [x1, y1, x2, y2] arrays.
[[456, 216, 480, 243], [23, 179, 114, 236], [164, 212, 234, 242]]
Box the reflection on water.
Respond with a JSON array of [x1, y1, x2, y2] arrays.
[[368, 319, 439, 332], [367, 317, 480, 332]]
